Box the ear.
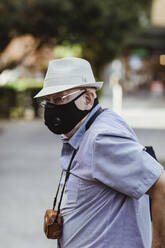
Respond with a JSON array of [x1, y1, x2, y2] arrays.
[[75, 90, 95, 111], [84, 91, 95, 110]]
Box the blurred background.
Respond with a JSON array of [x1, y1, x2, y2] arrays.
[[0, 0, 165, 247]]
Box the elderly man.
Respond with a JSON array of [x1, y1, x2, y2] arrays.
[[35, 57, 165, 248]]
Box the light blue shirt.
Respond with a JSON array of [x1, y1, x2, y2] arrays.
[[59, 104, 163, 248]]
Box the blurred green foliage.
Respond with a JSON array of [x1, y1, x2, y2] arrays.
[[1, 78, 43, 91], [0, 87, 16, 118], [55, 43, 82, 58], [0, 0, 152, 75], [0, 79, 42, 118], [0, 0, 152, 118]]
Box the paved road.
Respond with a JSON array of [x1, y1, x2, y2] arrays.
[[0, 120, 62, 248], [0, 120, 165, 248]]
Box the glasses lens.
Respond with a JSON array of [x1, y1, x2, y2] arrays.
[[38, 89, 86, 107]]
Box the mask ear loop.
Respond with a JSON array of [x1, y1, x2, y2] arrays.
[[71, 89, 86, 102]]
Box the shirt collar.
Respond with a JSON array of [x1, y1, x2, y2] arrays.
[[61, 104, 101, 150]]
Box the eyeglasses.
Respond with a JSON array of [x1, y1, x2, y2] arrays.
[[40, 89, 86, 107]]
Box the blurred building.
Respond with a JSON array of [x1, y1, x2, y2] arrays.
[[151, 0, 165, 27], [117, 0, 165, 97]]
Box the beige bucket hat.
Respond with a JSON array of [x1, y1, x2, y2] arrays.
[[34, 57, 103, 98]]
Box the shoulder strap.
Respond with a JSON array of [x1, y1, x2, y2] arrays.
[[53, 149, 77, 223], [144, 146, 158, 221], [53, 106, 104, 222], [52, 149, 77, 210], [144, 146, 157, 160], [85, 107, 104, 131]]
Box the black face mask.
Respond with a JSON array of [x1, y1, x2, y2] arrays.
[[44, 91, 98, 135]]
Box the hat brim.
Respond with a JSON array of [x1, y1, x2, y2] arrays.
[[34, 82, 103, 98]]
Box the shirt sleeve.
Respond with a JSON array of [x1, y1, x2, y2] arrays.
[[91, 130, 164, 199]]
